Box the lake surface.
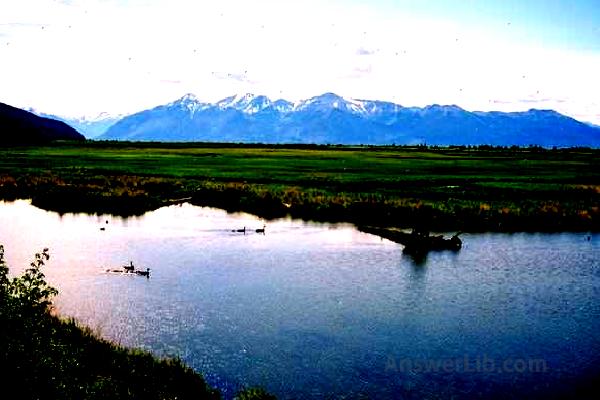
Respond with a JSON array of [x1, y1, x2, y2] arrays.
[[1, 200, 599, 399]]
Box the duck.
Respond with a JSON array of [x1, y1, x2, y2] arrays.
[[123, 261, 135, 273], [135, 268, 151, 277]]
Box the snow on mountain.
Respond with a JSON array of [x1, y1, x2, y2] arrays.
[[216, 93, 277, 114], [295, 92, 357, 112], [168, 93, 210, 115], [272, 99, 294, 113], [28, 109, 124, 139], [355, 100, 404, 122], [98, 92, 600, 147], [216, 93, 251, 109], [293, 93, 402, 116]]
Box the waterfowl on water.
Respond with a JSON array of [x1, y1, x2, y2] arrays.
[[123, 261, 135, 273], [135, 268, 150, 277]]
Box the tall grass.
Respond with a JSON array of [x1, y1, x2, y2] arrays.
[[0, 143, 598, 231]]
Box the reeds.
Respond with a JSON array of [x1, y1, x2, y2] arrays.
[[0, 143, 598, 231]]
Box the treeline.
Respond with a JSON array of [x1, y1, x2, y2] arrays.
[[417, 144, 596, 152], [12, 140, 599, 153]]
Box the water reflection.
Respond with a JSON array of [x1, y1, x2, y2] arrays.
[[402, 249, 428, 266], [1, 200, 599, 399]]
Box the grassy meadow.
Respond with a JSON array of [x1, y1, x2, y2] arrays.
[[0, 142, 598, 231]]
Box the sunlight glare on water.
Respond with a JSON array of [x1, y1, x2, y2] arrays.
[[0, 200, 599, 399]]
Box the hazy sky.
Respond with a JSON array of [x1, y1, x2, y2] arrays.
[[1, 0, 599, 123]]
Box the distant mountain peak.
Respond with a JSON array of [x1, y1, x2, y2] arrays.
[[27, 109, 123, 139], [308, 92, 346, 104], [317, 92, 345, 100], [297, 92, 354, 112], [170, 93, 208, 115], [525, 108, 562, 116], [99, 92, 600, 147], [216, 93, 276, 114], [179, 93, 200, 102], [424, 104, 464, 111], [272, 99, 294, 113], [218, 93, 253, 105]]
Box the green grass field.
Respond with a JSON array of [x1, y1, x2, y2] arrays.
[[0, 142, 598, 231]]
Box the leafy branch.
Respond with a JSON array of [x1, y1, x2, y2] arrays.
[[0, 245, 57, 318]]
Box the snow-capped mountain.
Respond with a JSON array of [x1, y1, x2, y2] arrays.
[[295, 93, 352, 112], [99, 93, 600, 147], [168, 93, 210, 115], [272, 99, 294, 113], [216, 93, 294, 114], [30, 109, 124, 139], [357, 100, 403, 117]]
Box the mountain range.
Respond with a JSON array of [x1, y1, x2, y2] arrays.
[[30, 110, 122, 139], [1, 102, 85, 144], [17, 93, 600, 147], [97, 93, 600, 147]]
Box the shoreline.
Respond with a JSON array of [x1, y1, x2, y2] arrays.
[[1, 144, 598, 233], [1, 193, 598, 234]]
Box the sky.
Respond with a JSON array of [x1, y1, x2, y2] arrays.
[[1, 0, 599, 124]]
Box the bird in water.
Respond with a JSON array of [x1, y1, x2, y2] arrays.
[[136, 268, 150, 278]]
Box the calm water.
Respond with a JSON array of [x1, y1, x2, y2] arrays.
[[1, 200, 599, 399]]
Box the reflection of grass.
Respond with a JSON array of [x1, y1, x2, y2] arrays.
[[0, 143, 598, 231]]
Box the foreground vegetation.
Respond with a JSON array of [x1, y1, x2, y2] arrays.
[[0, 142, 598, 231], [0, 245, 274, 399]]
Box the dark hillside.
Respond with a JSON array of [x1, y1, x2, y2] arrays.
[[0, 102, 85, 144]]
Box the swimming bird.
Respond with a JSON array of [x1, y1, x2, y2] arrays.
[[136, 268, 150, 278], [255, 225, 266, 234], [123, 261, 135, 273], [236, 227, 246, 234]]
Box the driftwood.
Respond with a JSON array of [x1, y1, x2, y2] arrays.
[[359, 226, 462, 255]]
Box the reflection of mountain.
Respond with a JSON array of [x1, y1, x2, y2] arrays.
[[99, 93, 600, 147], [1, 102, 85, 144]]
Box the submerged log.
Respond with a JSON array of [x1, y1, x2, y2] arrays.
[[359, 226, 462, 254]]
